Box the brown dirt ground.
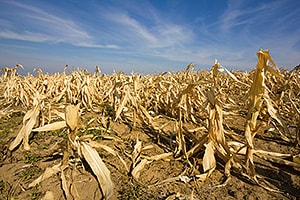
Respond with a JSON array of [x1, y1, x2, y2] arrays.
[[0, 107, 299, 200]]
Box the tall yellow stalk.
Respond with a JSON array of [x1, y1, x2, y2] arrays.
[[245, 49, 275, 176]]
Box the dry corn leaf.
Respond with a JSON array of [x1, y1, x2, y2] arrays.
[[9, 104, 40, 151], [148, 175, 181, 187], [203, 141, 216, 173], [220, 66, 250, 87], [131, 158, 149, 181], [66, 104, 79, 131], [70, 180, 81, 200], [114, 89, 129, 121], [132, 137, 142, 169], [117, 153, 130, 173], [9, 125, 26, 151], [29, 163, 61, 188], [186, 134, 209, 157], [254, 149, 291, 158], [80, 142, 113, 199], [142, 145, 153, 151], [224, 158, 233, 177], [265, 64, 283, 79], [61, 168, 72, 200], [89, 141, 117, 156], [147, 152, 173, 161], [32, 121, 67, 132], [245, 121, 255, 149], [264, 92, 291, 142], [88, 140, 130, 172], [256, 154, 300, 169], [195, 173, 210, 182], [52, 109, 66, 120], [229, 141, 293, 160], [138, 104, 153, 124]]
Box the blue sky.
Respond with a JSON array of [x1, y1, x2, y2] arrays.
[[0, 0, 299, 74]]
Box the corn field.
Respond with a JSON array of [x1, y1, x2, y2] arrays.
[[0, 49, 299, 199]]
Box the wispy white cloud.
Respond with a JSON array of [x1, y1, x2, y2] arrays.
[[0, 1, 118, 48], [217, 0, 300, 35], [102, 7, 193, 50], [219, 5, 263, 32], [73, 42, 119, 49], [106, 12, 158, 44], [153, 23, 193, 48], [0, 30, 51, 42]]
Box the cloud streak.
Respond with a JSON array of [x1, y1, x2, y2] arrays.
[[101, 7, 194, 50], [0, 30, 51, 43], [0, 1, 117, 48], [107, 12, 158, 44]]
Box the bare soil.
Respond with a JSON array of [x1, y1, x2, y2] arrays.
[[0, 106, 299, 200]]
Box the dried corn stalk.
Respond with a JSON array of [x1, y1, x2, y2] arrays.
[[29, 104, 115, 199], [9, 93, 43, 151], [211, 59, 220, 88], [174, 83, 198, 159], [129, 137, 172, 181], [203, 88, 233, 178], [244, 49, 283, 177]]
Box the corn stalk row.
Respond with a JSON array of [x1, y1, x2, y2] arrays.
[[1, 49, 300, 198]]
